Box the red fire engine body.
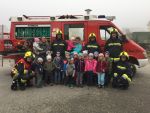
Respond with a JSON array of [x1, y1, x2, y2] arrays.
[[0, 14, 148, 67]]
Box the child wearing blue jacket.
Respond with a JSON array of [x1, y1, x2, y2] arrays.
[[71, 37, 82, 54]]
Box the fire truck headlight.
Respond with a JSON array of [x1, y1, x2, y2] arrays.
[[143, 51, 148, 58]]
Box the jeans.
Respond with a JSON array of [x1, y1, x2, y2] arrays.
[[98, 72, 105, 86], [76, 72, 83, 85], [54, 70, 61, 84]]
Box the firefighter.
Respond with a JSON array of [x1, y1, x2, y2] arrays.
[[85, 33, 101, 54], [11, 51, 34, 90], [51, 30, 67, 58], [105, 28, 123, 62], [112, 51, 132, 89]]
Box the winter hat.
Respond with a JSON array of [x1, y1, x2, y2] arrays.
[[105, 51, 110, 55], [37, 57, 43, 62], [79, 53, 83, 56], [83, 50, 88, 55], [94, 51, 99, 56], [65, 51, 70, 55], [73, 52, 78, 55], [89, 53, 94, 57]]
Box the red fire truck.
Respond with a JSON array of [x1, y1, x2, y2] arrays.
[[0, 13, 149, 68]]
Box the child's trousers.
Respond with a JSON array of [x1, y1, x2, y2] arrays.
[[98, 72, 105, 86], [35, 73, 43, 87], [76, 72, 83, 85]]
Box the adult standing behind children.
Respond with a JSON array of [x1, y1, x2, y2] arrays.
[[105, 28, 123, 63], [85, 33, 101, 54], [51, 30, 67, 58]]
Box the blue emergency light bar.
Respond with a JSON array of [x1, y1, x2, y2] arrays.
[[98, 15, 116, 21], [98, 15, 106, 18]]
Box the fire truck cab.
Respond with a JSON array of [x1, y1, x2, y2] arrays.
[[0, 14, 149, 67]]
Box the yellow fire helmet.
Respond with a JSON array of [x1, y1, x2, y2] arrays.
[[89, 33, 96, 38], [24, 51, 33, 58], [108, 27, 118, 34], [120, 51, 129, 59], [56, 30, 63, 35]]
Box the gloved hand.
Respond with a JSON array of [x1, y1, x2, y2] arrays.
[[114, 73, 118, 77]]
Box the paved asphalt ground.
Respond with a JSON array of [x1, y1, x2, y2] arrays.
[[0, 60, 150, 113]]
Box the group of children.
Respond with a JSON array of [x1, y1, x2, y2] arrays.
[[32, 50, 112, 89], [11, 36, 113, 89]]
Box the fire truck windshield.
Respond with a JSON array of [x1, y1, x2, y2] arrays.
[[15, 25, 51, 39]]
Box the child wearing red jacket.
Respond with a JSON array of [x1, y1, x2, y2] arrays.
[[96, 53, 107, 88]]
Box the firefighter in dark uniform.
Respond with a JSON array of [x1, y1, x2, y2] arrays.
[[112, 51, 132, 89], [11, 51, 34, 90], [51, 30, 67, 58], [85, 33, 101, 53], [105, 28, 123, 62]]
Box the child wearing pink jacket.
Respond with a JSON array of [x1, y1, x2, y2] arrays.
[[66, 37, 75, 52], [85, 53, 97, 86]]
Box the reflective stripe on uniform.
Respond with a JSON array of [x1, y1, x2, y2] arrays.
[[117, 66, 126, 70], [21, 79, 27, 83], [108, 43, 122, 46], [59, 44, 65, 46], [122, 74, 131, 82], [111, 58, 120, 61], [114, 73, 118, 77], [53, 44, 58, 46], [87, 45, 98, 48]]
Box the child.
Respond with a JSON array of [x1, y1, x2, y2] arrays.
[[66, 37, 75, 52], [85, 53, 97, 86], [71, 37, 82, 54], [63, 52, 71, 85], [73, 52, 79, 62], [33, 38, 43, 55], [75, 53, 85, 87], [53, 51, 64, 84], [44, 55, 56, 86], [35, 57, 44, 88], [66, 58, 75, 88], [82, 50, 88, 60], [96, 53, 107, 88], [65, 51, 71, 60], [104, 51, 112, 87], [94, 51, 99, 60]]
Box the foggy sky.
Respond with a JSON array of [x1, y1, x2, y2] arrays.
[[0, 0, 150, 31]]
